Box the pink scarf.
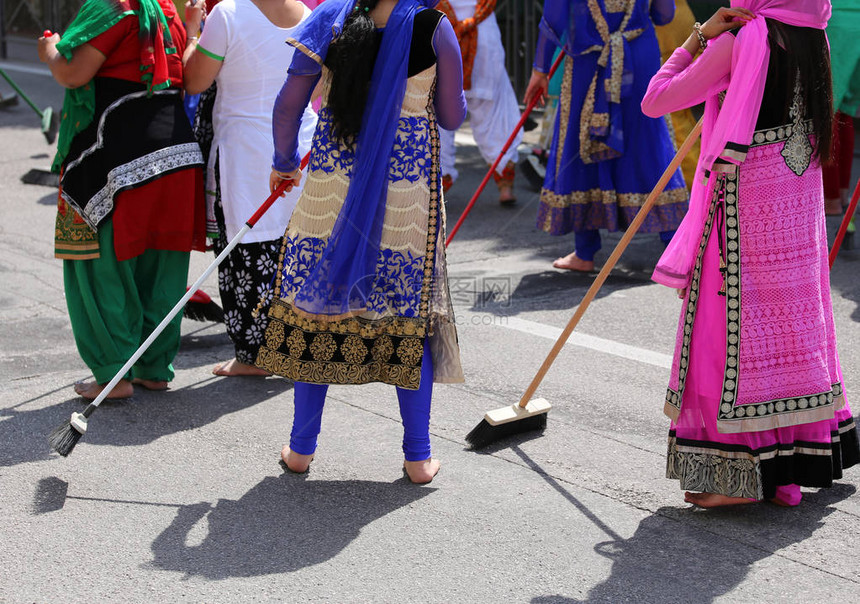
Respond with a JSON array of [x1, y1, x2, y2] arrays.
[[653, 0, 831, 288]]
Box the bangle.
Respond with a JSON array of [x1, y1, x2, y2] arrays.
[[189, 35, 199, 42], [693, 22, 707, 52]]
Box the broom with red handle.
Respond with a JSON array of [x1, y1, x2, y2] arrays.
[[49, 153, 310, 457], [828, 177, 860, 269], [445, 52, 565, 246]]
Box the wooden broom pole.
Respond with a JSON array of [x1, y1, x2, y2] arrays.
[[515, 118, 704, 409]]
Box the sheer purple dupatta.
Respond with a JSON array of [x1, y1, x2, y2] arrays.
[[653, 0, 831, 289], [283, 0, 436, 317]]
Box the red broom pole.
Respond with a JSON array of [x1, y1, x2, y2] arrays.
[[828, 177, 860, 269], [445, 52, 566, 247]]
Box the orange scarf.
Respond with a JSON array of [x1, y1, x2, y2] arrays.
[[438, 0, 496, 90]]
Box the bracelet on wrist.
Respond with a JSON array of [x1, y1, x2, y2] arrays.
[[693, 22, 707, 52]]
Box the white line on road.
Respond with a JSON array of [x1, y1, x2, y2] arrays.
[[494, 315, 673, 369]]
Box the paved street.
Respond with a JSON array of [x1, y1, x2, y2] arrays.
[[2, 62, 860, 603]]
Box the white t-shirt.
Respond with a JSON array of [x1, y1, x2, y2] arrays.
[[199, 0, 317, 243]]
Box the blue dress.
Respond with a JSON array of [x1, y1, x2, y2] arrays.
[[534, 0, 688, 246]]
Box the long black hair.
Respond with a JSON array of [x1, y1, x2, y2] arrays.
[[324, 0, 382, 149], [767, 20, 833, 163]]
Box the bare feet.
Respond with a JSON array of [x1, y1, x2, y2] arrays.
[[684, 491, 757, 508], [212, 358, 271, 377], [403, 458, 440, 484], [281, 445, 313, 474], [552, 251, 594, 272], [825, 197, 843, 215], [132, 378, 169, 391], [498, 185, 516, 206], [73, 379, 134, 401]]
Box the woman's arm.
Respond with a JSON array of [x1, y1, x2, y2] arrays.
[[641, 31, 735, 117], [270, 52, 321, 193], [183, 0, 225, 95], [650, 0, 676, 27], [432, 16, 467, 131], [38, 34, 107, 89], [642, 6, 757, 117]]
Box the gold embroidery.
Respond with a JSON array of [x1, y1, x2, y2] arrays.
[[555, 56, 574, 175], [309, 333, 337, 361], [341, 334, 368, 364], [265, 321, 285, 350], [372, 335, 395, 363], [396, 338, 424, 366], [286, 327, 307, 359], [579, 0, 643, 164], [539, 186, 689, 209]]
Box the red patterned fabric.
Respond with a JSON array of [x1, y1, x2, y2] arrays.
[[88, 0, 185, 87], [112, 167, 207, 261]]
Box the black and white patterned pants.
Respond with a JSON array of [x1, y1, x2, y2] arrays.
[[212, 159, 281, 365]]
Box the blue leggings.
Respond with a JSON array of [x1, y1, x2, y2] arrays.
[[574, 229, 676, 261], [290, 339, 434, 461]]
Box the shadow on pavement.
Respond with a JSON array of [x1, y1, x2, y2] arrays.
[[516, 442, 857, 604], [465, 269, 653, 316], [0, 375, 291, 467], [149, 474, 435, 578]]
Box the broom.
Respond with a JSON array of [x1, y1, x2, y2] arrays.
[[49, 155, 309, 456], [828, 176, 860, 268], [445, 52, 565, 246], [1, 32, 60, 144], [466, 118, 704, 448], [183, 288, 225, 323]]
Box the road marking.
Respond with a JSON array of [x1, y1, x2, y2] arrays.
[[0, 62, 53, 77], [496, 315, 673, 369]]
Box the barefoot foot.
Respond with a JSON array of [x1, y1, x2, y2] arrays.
[[498, 185, 516, 206], [552, 251, 594, 272], [132, 378, 169, 391], [212, 358, 271, 377], [73, 379, 134, 401], [403, 458, 440, 484], [825, 197, 843, 215], [280, 445, 313, 474], [684, 491, 757, 508]]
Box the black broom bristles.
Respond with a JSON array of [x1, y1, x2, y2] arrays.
[[183, 289, 225, 323], [465, 413, 548, 450], [48, 421, 84, 457], [183, 299, 225, 322]]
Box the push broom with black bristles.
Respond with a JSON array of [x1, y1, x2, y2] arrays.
[[49, 155, 309, 456], [466, 119, 704, 449]]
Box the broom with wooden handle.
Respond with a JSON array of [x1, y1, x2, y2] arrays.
[[466, 118, 704, 448], [48, 154, 310, 457]]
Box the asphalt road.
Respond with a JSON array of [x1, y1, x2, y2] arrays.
[[2, 61, 860, 603]]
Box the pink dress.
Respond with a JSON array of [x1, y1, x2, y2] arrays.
[[642, 32, 859, 501]]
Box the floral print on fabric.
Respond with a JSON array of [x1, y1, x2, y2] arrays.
[[310, 109, 433, 184], [276, 233, 426, 318]]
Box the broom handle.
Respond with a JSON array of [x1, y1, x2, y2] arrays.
[[0, 68, 45, 117], [81, 153, 310, 413], [445, 52, 565, 247], [516, 118, 703, 409], [828, 176, 860, 269]]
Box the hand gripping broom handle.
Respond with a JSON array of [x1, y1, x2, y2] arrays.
[[445, 52, 566, 247], [515, 118, 704, 409], [828, 177, 860, 269], [79, 153, 310, 416]]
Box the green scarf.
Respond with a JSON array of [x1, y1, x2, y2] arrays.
[[51, 0, 175, 173]]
